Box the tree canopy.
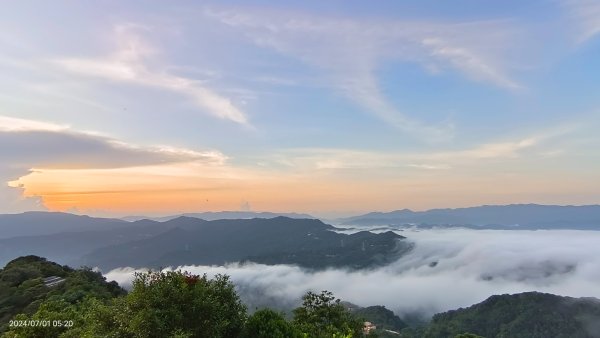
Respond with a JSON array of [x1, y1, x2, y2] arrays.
[[6, 256, 600, 338], [0, 255, 123, 333], [1, 265, 369, 338], [292, 290, 365, 338]]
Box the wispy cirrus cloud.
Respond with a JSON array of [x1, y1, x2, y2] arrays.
[[563, 0, 600, 43], [54, 24, 249, 125], [428, 124, 578, 161], [0, 115, 69, 132], [421, 36, 521, 90], [205, 7, 525, 139], [268, 124, 576, 171], [426, 136, 539, 161], [407, 163, 452, 170]]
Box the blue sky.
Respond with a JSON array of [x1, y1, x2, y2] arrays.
[[1, 0, 599, 216]]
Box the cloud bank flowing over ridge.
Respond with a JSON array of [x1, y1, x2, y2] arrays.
[[104, 228, 600, 317]]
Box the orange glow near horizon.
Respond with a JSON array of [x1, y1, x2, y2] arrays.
[[12, 162, 600, 217]]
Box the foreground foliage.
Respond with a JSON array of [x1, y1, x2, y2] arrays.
[[2, 266, 368, 338], [292, 291, 366, 338], [0, 256, 123, 333], [242, 309, 300, 338], [352, 305, 407, 333], [4, 256, 600, 338]]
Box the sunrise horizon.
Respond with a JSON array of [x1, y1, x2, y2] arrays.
[[2, 1, 600, 217]]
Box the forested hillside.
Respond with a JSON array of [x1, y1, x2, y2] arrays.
[[80, 217, 409, 270], [2, 256, 600, 337], [0, 256, 124, 333], [0, 214, 410, 271], [424, 292, 600, 338], [0, 257, 372, 338]]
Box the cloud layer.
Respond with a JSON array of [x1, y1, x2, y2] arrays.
[[205, 7, 527, 139], [105, 228, 600, 318], [0, 115, 226, 212], [55, 24, 249, 125], [565, 0, 600, 43]]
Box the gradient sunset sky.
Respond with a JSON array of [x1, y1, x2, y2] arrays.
[[1, 0, 600, 217]]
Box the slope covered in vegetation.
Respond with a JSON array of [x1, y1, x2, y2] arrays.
[[1, 263, 370, 338], [424, 292, 600, 338], [0, 256, 124, 333], [3, 256, 600, 338]]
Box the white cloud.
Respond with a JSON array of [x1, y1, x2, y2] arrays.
[[104, 228, 600, 318], [0, 130, 226, 170], [427, 125, 577, 161], [407, 163, 452, 170], [270, 125, 574, 171], [0, 172, 46, 214], [0, 115, 68, 132], [564, 0, 600, 43], [0, 115, 228, 212], [427, 136, 539, 161], [422, 37, 521, 90], [55, 24, 249, 125], [205, 7, 524, 139]]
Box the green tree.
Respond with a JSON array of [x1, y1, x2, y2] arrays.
[[292, 290, 364, 338], [115, 270, 247, 338], [2, 298, 87, 338], [0, 256, 123, 333], [242, 308, 301, 338], [2, 270, 247, 338]]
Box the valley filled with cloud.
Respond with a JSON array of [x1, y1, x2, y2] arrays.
[[105, 228, 600, 317]]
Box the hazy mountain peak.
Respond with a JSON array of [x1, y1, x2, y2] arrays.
[[339, 204, 600, 229], [122, 211, 315, 222]]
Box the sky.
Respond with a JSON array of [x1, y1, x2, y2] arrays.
[[1, 0, 599, 217]]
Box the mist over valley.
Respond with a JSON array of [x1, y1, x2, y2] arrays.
[[103, 226, 600, 319]]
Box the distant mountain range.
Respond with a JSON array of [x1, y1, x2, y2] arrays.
[[79, 216, 408, 271], [122, 211, 315, 222], [0, 213, 407, 270], [2, 204, 600, 270], [0, 218, 172, 266], [338, 204, 600, 230], [0, 212, 128, 239]]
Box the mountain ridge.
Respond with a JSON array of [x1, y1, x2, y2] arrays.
[[121, 211, 315, 222], [0, 213, 408, 271], [339, 204, 600, 230], [79, 217, 408, 271]]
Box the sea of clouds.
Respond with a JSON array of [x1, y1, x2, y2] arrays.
[[104, 228, 600, 317]]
